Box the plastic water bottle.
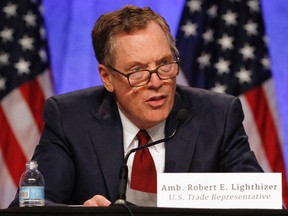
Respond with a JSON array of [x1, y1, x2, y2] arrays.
[[19, 161, 45, 207]]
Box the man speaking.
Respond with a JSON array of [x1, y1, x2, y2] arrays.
[[10, 5, 263, 207]]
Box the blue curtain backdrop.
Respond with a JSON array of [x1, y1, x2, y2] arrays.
[[42, 0, 288, 169]]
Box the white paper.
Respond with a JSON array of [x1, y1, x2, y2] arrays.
[[157, 173, 282, 209]]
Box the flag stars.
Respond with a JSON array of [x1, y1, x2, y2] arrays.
[[39, 4, 44, 15], [263, 35, 268, 44], [261, 56, 270, 69], [181, 21, 197, 37], [3, 3, 17, 18], [214, 58, 230, 75], [23, 12, 37, 27], [39, 47, 47, 62], [203, 29, 214, 43], [19, 35, 34, 50], [244, 21, 258, 36], [0, 53, 9, 66], [0, 27, 13, 42], [239, 44, 255, 60], [218, 34, 234, 50], [197, 53, 211, 68], [222, 10, 237, 26], [211, 82, 227, 94], [0, 76, 6, 91], [14, 58, 30, 75], [247, 0, 259, 12], [235, 67, 252, 84], [207, 5, 218, 18], [186, 0, 202, 13], [39, 27, 46, 40], [176, 0, 272, 101]]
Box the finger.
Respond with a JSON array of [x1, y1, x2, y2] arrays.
[[83, 195, 111, 207]]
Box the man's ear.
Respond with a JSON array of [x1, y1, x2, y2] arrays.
[[99, 64, 114, 92]]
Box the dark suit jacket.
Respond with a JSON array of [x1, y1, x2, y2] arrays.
[[9, 85, 262, 206]]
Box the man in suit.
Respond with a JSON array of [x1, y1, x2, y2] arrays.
[[10, 5, 262, 207]]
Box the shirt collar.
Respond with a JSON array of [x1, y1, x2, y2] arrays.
[[118, 108, 165, 154]]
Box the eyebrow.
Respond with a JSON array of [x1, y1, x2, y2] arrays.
[[124, 54, 175, 70]]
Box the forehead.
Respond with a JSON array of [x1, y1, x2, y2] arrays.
[[113, 22, 172, 66]]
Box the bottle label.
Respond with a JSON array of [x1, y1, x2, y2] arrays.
[[19, 186, 44, 200]]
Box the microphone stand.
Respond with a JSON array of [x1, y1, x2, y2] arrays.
[[114, 109, 187, 205]]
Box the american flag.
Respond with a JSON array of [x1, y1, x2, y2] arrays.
[[176, 0, 288, 207], [0, 0, 53, 208]]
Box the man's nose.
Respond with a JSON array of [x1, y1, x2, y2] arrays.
[[147, 71, 163, 87]]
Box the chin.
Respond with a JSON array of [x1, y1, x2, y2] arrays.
[[145, 111, 168, 124]]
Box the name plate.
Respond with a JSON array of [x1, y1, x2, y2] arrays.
[[157, 173, 282, 209]]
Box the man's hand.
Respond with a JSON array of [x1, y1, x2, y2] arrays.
[[83, 195, 111, 206]]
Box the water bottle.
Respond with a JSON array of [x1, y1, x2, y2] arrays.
[[19, 161, 45, 207]]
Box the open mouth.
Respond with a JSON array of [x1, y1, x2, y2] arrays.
[[146, 95, 166, 107]]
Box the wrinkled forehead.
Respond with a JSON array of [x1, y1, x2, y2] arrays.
[[111, 22, 172, 62], [112, 22, 172, 66]]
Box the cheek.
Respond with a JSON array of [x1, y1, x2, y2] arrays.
[[114, 87, 141, 110], [127, 89, 143, 109]]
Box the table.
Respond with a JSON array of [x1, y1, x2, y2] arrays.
[[0, 206, 287, 216]]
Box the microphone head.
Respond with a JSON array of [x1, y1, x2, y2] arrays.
[[176, 109, 188, 122]]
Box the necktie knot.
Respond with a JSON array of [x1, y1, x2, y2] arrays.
[[137, 130, 150, 147]]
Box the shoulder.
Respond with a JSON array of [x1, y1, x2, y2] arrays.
[[44, 86, 113, 112], [176, 85, 238, 105], [175, 86, 244, 119], [50, 86, 107, 102]]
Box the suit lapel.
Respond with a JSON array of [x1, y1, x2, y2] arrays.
[[89, 94, 123, 201], [165, 89, 200, 172], [165, 120, 199, 172], [87, 86, 202, 198]]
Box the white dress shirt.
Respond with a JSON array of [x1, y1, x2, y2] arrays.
[[118, 108, 165, 206]]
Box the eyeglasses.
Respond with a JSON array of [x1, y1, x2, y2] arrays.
[[107, 59, 180, 87]]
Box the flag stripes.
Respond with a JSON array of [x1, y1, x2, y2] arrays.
[[176, 0, 288, 207], [0, 107, 27, 185], [19, 77, 46, 131], [0, 0, 53, 208], [243, 80, 288, 205]]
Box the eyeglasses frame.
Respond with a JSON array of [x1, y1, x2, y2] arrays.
[[107, 58, 180, 87]]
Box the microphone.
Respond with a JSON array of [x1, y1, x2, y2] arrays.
[[114, 109, 188, 205]]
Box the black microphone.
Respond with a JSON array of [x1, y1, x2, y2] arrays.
[[114, 109, 188, 205]]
